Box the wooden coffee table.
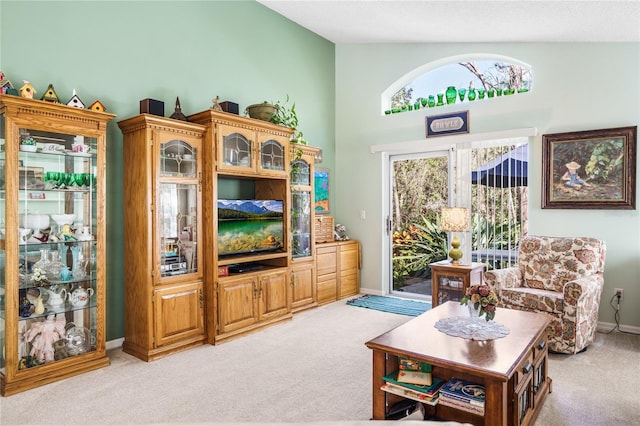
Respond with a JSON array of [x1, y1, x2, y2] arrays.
[[365, 301, 552, 425]]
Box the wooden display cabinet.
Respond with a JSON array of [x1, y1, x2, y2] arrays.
[[118, 114, 206, 361], [0, 95, 114, 395], [316, 240, 360, 305], [429, 261, 485, 307], [188, 109, 294, 344]]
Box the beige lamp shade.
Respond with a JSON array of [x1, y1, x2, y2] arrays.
[[439, 207, 470, 233], [440, 207, 470, 264]]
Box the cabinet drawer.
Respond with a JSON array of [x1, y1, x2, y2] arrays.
[[317, 277, 337, 304], [514, 350, 534, 388], [316, 245, 337, 275], [339, 271, 359, 298], [339, 249, 359, 271], [533, 335, 548, 359]]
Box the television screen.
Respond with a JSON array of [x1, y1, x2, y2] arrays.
[[217, 199, 284, 256]]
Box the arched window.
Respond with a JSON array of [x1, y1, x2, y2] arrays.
[[382, 54, 533, 114]]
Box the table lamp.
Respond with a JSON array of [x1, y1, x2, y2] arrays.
[[440, 207, 470, 264]]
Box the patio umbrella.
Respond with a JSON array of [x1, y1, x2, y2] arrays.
[[471, 144, 528, 187]]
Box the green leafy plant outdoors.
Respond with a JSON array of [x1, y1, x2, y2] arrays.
[[392, 215, 448, 287]]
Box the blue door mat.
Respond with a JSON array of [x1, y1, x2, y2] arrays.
[[346, 295, 431, 317]]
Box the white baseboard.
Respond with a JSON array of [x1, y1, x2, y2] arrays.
[[597, 321, 640, 335], [106, 337, 124, 351]]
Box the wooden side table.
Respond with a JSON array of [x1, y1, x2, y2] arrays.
[[429, 261, 485, 307]]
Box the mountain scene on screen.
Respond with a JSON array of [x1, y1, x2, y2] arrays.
[[218, 199, 283, 219], [217, 200, 284, 255]]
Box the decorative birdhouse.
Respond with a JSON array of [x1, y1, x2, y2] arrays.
[[66, 89, 85, 109], [89, 100, 107, 112], [41, 84, 61, 103], [0, 72, 15, 94], [19, 81, 36, 99]]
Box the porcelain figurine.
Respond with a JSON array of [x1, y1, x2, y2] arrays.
[[59, 267, 73, 282], [34, 296, 45, 315], [21, 297, 32, 317], [78, 226, 93, 241]]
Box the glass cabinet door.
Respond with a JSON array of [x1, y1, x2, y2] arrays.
[[291, 190, 311, 258], [158, 139, 199, 278], [5, 128, 99, 371], [222, 132, 252, 168], [260, 139, 285, 172], [291, 158, 312, 259], [291, 158, 311, 186]]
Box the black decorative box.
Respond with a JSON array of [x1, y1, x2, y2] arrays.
[[140, 98, 164, 117], [220, 101, 239, 115]]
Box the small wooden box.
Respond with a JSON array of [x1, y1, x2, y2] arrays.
[[315, 216, 334, 243]]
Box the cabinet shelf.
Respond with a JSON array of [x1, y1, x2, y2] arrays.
[[217, 250, 288, 266], [12, 299, 98, 322]]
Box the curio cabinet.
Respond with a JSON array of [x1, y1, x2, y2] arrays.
[[0, 95, 114, 395]]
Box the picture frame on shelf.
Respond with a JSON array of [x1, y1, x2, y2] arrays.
[[542, 126, 637, 209], [314, 167, 330, 214]]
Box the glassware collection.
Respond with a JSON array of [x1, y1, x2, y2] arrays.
[[384, 83, 530, 115]]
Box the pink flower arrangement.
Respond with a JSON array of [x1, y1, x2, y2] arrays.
[[460, 284, 498, 321]]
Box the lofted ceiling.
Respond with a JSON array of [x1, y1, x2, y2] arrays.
[[257, 0, 640, 43]]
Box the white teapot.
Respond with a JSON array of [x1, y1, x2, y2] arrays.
[[42, 286, 67, 308], [68, 286, 94, 307]]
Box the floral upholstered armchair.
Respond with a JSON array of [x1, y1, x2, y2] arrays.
[[484, 235, 606, 354]]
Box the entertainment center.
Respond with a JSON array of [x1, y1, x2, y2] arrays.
[[119, 109, 360, 359]]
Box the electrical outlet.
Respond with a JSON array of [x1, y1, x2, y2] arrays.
[[614, 288, 624, 303]]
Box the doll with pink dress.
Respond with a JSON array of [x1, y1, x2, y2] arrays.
[[24, 314, 67, 363]]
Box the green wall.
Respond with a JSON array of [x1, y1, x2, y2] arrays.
[[335, 43, 640, 329], [0, 0, 335, 340]]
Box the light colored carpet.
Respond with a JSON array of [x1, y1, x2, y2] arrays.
[[0, 299, 638, 425]]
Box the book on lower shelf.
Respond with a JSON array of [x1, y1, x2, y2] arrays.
[[380, 383, 439, 406], [438, 377, 485, 415], [438, 395, 485, 416], [397, 369, 432, 386], [383, 371, 444, 396], [398, 356, 432, 373]]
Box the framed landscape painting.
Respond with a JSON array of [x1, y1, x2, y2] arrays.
[[314, 168, 330, 214], [542, 126, 637, 209]]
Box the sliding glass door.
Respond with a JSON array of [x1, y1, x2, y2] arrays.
[[388, 151, 450, 299], [386, 138, 529, 300]]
